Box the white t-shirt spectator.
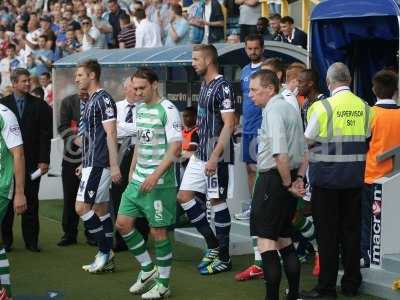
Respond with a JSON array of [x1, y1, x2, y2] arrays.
[[82, 26, 103, 51], [135, 19, 162, 48]]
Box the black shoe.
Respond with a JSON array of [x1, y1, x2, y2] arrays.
[[4, 244, 12, 252], [86, 238, 97, 246], [341, 289, 358, 297], [300, 288, 337, 299], [113, 243, 128, 253], [26, 245, 41, 252], [57, 237, 77, 247]]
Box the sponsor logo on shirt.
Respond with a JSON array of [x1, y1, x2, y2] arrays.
[[173, 121, 181, 132], [10, 124, 21, 136]]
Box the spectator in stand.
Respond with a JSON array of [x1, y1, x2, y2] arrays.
[[39, 72, 52, 107], [59, 28, 81, 56], [63, 9, 81, 31], [280, 16, 307, 50], [55, 18, 68, 46], [32, 35, 54, 76], [235, 0, 261, 42], [130, 0, 144, 26], [146, 0, 170, 33], [165, 4, 190, 46], [0, 44, 23, 95], [77, 4, 88, 20], [202, 0, 225, 44], [80, 16, 105, 51], [39, 15, 56, 50], [92, 3, 113, 48], [51, 10, 62, 34], [134, 8, 162, 48], [118, 14, 136, 48], [0, 26, 10, 59], [24, 17, 41, 52], [107, 0, 128, 48], [269, 13, 283, 41], [256, 17, 273, 41], [26, 54, 38, 76], [187, 0, 205, 44], [268, 0, 281, 14]]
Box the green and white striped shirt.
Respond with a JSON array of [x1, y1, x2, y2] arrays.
[[132, 99, 182, 188]]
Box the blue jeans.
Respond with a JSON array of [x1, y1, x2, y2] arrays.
[[360, 183, 373, 262], [269, 3, 281, 15]]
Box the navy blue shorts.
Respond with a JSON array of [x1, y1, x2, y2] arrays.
[[242, 133, 258, 164]]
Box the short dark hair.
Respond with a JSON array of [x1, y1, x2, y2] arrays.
[[193, 44, 218, 66], [132, 67, 159, 84], [300, 69, 319, 85], [39, 35, 48, 41], [258, 17, 269, 26], [11, 68, 30, 83], [281, 16, 294, 24], [6, 44, 16, 51], [40, 72, 51, 79], [120, 14, 130, 24], [78, 59, 101, 82], [250, 69, 280, 93], [183, 105, 197, 115], [108, 0, 118, 3], [171, 4, 182, 16], [245, 34, 264, 48], [80, 16, 92, 23], [269, 13, 281, 20], [372, 70, 398, 99], [134, 8, 146, 21]]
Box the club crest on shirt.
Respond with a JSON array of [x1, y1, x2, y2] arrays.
[[88, 190, 95, 198], [9, 124, 21, 136], [222, 99, 232, 109], [105, 107, 114, 117]]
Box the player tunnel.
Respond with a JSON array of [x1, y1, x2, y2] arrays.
[[310, 0, 400, 105]]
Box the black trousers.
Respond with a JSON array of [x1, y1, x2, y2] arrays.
[[111, 146, 149, 246], [61, 163, 81, 239], [240, 24, 258, 42], [311, 186, 362, 293], [2, 176, 40, 247]]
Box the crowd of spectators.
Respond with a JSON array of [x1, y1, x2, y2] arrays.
[[0, 0, 306, 103]]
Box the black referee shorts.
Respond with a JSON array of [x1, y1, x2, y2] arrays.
[[250, 169, 298, 241]]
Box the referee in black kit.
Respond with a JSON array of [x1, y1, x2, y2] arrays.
[[248, 69, 307, 300]]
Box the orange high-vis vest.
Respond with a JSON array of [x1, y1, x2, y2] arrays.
[[365, 105, 400, 184], [182, 127, 197, 151]]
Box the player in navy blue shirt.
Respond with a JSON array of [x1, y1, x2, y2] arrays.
[[178, 44, 236, 275], [234, 34, 266, 281], [74, 59, 121, 274]]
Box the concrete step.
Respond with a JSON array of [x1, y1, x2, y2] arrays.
[[383, 254, 400, 274], [339, 268, 400, 300], [174, 227, 253, 256]]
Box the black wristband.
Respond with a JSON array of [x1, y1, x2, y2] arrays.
[[296, 175, 304, 180], [283, 182, 292, 190]]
